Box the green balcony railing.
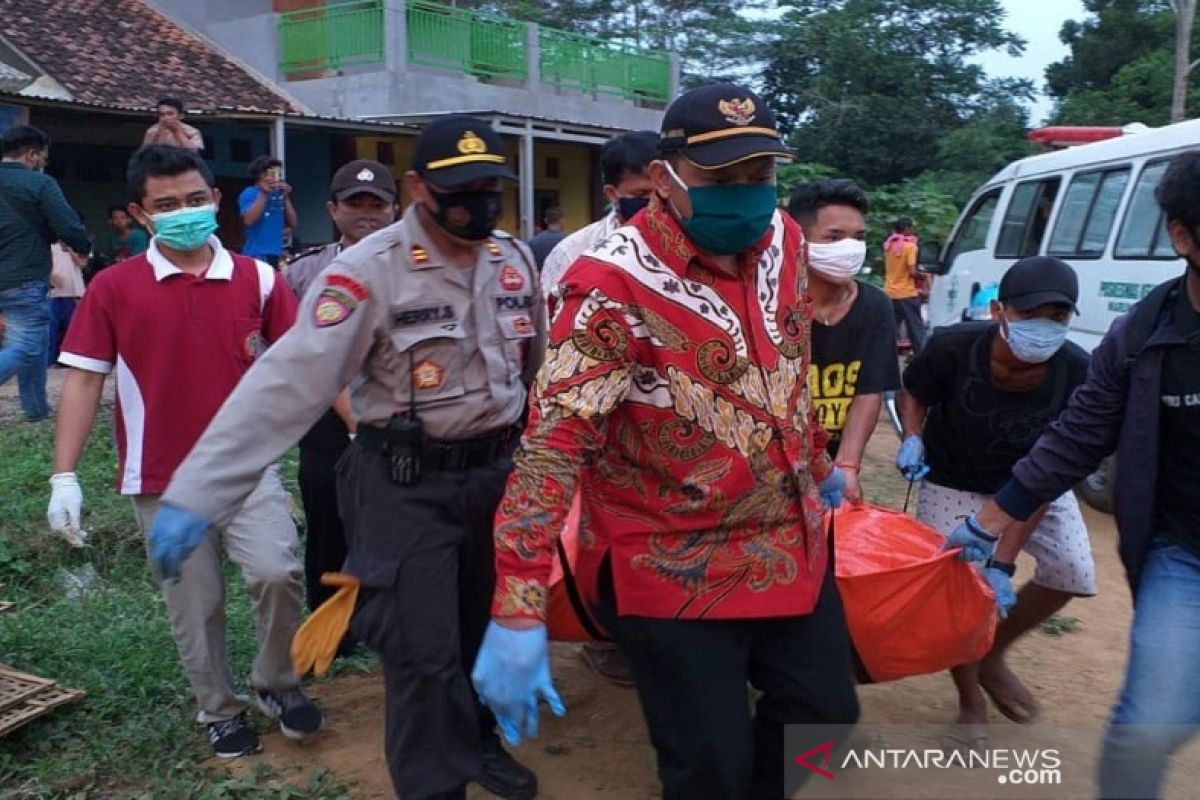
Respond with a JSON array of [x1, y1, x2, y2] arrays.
[[276, 0, 672, 102], [407, 0, 527, 82], [278, 0, 385, 76], [539, 27, 671, 103]]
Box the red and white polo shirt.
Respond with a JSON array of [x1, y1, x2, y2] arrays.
[[59, 237, 297, 495]]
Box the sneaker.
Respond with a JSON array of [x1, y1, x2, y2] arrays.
[[207, 712, 261, 758], [254, 687, 323, 740]]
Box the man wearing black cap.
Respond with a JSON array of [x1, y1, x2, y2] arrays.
[[895, 255, 1094, 747], [473, 83, 857, 800], [149, 116, 545, 800], [284, 158, 397, 620], [946, 149, 1200, 799]]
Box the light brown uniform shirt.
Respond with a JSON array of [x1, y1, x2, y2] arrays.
[[164, 204, 546, 526], [142, 121, 205, 151]]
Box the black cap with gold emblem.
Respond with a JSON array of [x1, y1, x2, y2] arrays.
[[412, 114, 517, 186], [659, 83, 793, 169]]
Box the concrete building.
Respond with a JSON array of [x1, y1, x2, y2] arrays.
[[0, 0, 676, 245], [142, 0, 679, 236]]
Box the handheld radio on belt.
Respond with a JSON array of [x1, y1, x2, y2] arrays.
[[385, 353, 424, 486]]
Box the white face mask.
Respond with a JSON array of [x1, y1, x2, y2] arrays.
[[807, 238, 866, 282]]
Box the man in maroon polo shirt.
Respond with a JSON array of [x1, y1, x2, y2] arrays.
[[45, 145, 322, 758]]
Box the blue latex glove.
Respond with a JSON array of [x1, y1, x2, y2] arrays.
[[472, 621, 566, 745], [895, 435, 930, 481], [943, 515, 999, 563], [983, 566, 1016, 619], [148, 503, 211, 581], [818, 468, 846, 509]]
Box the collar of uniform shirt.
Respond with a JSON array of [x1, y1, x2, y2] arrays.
[[147, 235, 232, 282], [641, 193, 775, 281]]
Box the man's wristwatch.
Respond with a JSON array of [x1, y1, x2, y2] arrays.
[[986, 558, 1016, 577]]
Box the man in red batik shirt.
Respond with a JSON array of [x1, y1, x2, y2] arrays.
[[473, 83, 859, 800]]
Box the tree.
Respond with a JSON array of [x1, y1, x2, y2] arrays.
[[1169, 0, 1198, 121], [1043, 0, 1200, 125], [1045, 0, 1172, 100], [761, 0, 1027, 187]]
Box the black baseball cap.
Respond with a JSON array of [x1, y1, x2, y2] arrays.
[[659, 83, 792, 169], [412, 115, 516, 186], [999, 256, 1079, 312], [330, 159, 396, 202]]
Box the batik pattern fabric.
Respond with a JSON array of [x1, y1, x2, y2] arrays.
[[492, 199, 833, 621]]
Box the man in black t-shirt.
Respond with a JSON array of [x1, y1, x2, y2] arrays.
[[951, 151, 1200, 798], [789, 180, 900, 504], [896, 255, 1095, 749]]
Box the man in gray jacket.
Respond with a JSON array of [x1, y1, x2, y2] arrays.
[[947, 149, 1200, 799]]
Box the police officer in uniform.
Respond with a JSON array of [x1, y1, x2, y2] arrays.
[[148, 116, 546, 800], [284, 159, 397, 620]]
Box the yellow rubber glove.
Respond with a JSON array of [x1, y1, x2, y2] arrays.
[[291, 573, 360, 678]]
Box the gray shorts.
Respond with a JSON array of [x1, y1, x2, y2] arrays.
[[916, 481, 1096, 596]]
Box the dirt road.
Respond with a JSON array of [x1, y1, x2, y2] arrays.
[[14, 369, 1184, 796]]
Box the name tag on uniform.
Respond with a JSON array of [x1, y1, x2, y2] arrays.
[[493, 293, 533, 313], [391, 303, 457, 328]]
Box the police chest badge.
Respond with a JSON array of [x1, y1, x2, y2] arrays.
[[412, 359, 445, 390], [499, 264, 525, 292], [313, 273, 368, 328]]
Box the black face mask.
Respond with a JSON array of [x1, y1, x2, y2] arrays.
[[616, 196, 649, 222], [428, 189, 501, 241]]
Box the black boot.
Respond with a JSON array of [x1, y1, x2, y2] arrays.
[[477, 731, 538, 799]]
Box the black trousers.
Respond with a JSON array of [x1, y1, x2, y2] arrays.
[[338, 443, 510, 800], [892, 297, 928, 354], [297, 443, 349, 612], [595, 561, 860, 800]]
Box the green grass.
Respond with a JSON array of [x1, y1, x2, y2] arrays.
[[0, 412, 362, 798], [1039, 614, 1083, 637]]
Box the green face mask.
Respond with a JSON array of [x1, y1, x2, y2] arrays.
[[665, 162, 777, 255], [150, 204, 219, 252]]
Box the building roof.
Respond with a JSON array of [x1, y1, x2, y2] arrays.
[[0, 0, 300, 113], [0, 60, 29, 90]]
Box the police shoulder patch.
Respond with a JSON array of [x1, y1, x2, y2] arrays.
[[314, 286, 358, 328], [325, 272, 368, 301]]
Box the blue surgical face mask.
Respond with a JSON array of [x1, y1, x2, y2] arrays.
[[150, 204, 218, 252], [1001, 316, 1070, 363], [664, 162, 777, 255]]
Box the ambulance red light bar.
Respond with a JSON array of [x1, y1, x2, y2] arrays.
[[1027, 126, 1130, 148]]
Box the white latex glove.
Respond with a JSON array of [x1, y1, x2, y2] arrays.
[[48, 472, 88, 547]]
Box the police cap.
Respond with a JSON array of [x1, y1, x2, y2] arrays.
[[412, 115, 517, 186]]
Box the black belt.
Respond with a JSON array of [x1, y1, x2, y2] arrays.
[[355, 423, 520, 472]]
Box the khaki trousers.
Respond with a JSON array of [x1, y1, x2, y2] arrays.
[[131, 466, 304, 723]]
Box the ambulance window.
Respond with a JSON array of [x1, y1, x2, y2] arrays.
[[945, 188, 1001, 269], [995, 178, 1060, 258], [1080, 169, 1130, 253], [1049, 167, 1131, 257], [1116, 160, 1177, 259]]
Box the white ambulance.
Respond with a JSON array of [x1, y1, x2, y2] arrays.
[[917, 120, 1200, 511], [924, 119, 1198, 351]]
